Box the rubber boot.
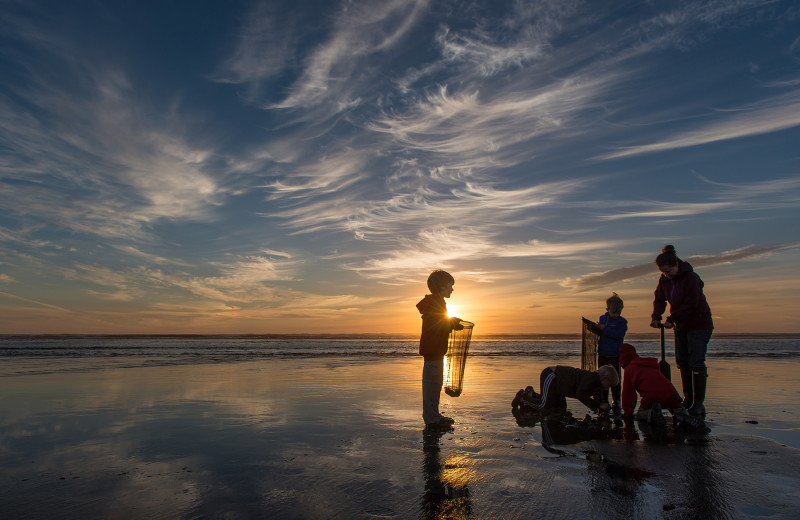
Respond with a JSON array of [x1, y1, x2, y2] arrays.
[[689, 370, 707, 417], [636, 408, 652, 423], [672, 407, 704, 429], [636, 403, 666, 426], [679, 367, 694, 410]]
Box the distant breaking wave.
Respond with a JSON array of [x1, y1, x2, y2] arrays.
[[0, 335, 798, 360]]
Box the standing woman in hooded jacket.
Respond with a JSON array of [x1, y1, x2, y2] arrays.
[[650, 245, 713, 417]]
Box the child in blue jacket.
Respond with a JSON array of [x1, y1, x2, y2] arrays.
[[597, 292, 627, 414]]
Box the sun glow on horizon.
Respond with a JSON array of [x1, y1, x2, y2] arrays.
[[446, 304, 460, 319]]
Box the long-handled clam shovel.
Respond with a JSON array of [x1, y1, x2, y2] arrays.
[[659, 324, 671, 381]]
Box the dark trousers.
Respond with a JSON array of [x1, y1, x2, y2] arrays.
[[598, 354, 621, 404], [539, 367, 567, 410], [674, 329, 712, 373]]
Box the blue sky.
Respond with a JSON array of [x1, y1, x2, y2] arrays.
[[1, 0, 799, 334]]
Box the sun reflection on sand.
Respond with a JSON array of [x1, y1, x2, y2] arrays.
[[441, 453, 477, 488]]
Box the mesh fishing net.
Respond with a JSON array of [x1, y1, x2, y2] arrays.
[[581, 317, 599, 371], [443, 321, 474, 397]]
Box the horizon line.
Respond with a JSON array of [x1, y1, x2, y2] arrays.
[[2, 332, 799, 338]]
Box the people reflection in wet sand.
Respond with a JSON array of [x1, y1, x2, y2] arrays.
[[539, 415, 625, 453], [513, 405, 719, 516], [420, 430, 471, 519], [513, 406, 708, 449], [511, 385, 710, 449], [679, 440, 731, 518], [586, 447, 654, 518]]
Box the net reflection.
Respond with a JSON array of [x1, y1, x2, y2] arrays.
[[420, 431, 472, 519]]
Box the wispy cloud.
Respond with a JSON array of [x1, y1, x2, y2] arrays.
[[266, 149, 371, 196], [369, 73, 619, 163], [218, 0, 429, 112], [349, 235, 632, 280], [270, 175, 585, 242], [564, 244, 797, 291], [277, 0, 428, 109], [68, 253, 301, 305], [695, 174, 800, 199], [596, 91, 800, 160], [0, 16, 227, 244], [112, 246, 193, 267], [212, 2, 297, 88], [0, 290, 72, 312], [0, 225, 52, 249], [597, 175, 800, 221], [597, 202, 737, 221]]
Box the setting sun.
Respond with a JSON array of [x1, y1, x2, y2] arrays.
[[447, 304, 460, 318]]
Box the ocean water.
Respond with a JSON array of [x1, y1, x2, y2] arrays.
[[1, 333, 797, 362]]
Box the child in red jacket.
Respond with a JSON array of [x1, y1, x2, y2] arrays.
[[619, 343, 699, 427], [417, 270, 463, 432]]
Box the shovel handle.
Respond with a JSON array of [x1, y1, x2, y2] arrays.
[[659, 324, 666, 361]]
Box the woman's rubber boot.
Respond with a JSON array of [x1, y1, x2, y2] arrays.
[[672, 407, 704, 429], [689, 370, 707, 417], [680, 367, 694, 410]]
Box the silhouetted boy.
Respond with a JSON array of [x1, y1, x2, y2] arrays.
[[417, 270, 463, 432]]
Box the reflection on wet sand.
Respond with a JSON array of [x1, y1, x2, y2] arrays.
[[680, 440, 732, 519], [539, 415, 624, 454], [421, 430, 472, 519], [510, 404, 740, 517], [585, 448, 653, 518], [1, 357, 799, 519]]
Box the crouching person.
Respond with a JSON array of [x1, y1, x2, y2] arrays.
[[537, 365, 619, 413], [619, 343, 701, 428]]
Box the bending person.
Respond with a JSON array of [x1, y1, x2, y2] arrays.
[[619, 343, 702, 428], [537, 365, 618, 413]]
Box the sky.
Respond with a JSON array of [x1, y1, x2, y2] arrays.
[[1, 0, 799, 335]]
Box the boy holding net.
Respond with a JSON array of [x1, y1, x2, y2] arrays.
[[417, 270, 463, 432]]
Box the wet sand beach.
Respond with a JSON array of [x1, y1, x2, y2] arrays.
[[1, 356, 799, 519]]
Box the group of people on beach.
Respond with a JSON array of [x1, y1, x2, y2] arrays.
[[416, 244, 714, 433]]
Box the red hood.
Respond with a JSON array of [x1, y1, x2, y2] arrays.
[[628, 356, 660, 370], [619, 343, 638, 368], [620, 343, 662, 370]]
